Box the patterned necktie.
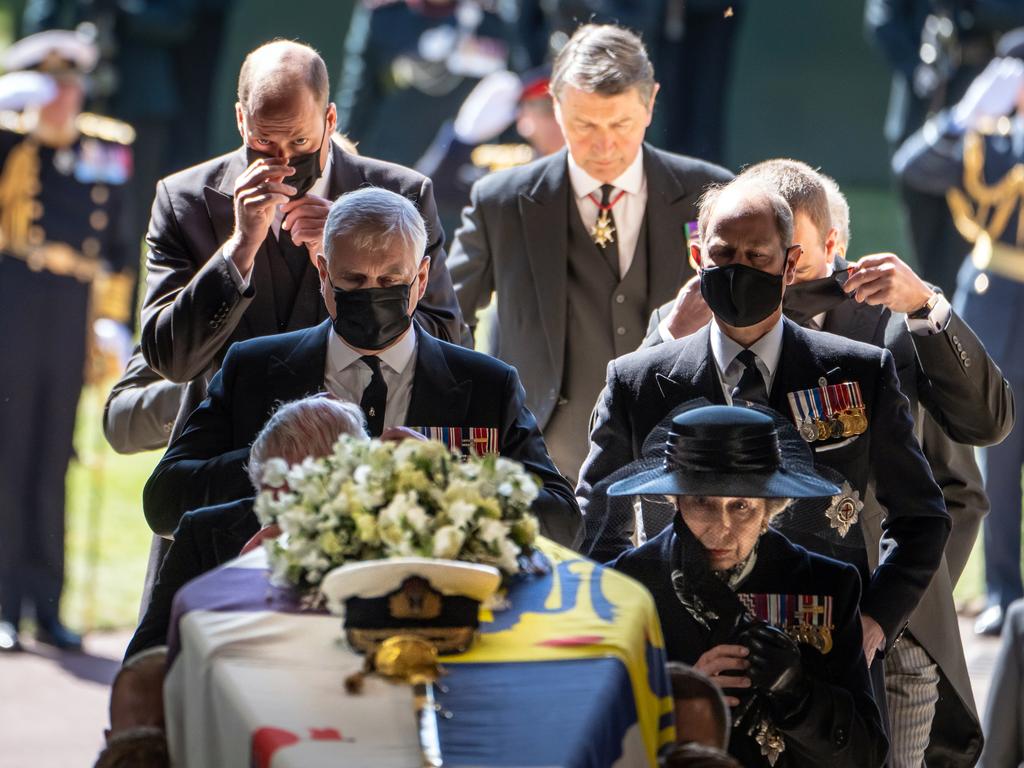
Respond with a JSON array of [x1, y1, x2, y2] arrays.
[[359, 355, 387, 437], [731, 349, 769, 405], [598, 184, 621, 276]]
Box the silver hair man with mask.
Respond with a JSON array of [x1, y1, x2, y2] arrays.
[[144, 187, 582, 547]]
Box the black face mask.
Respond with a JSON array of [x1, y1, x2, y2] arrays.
[[699, 263, 785, 328], [330, 278, 413, 351], [245, 119, 327, 200], [782, 269, 852, 327]]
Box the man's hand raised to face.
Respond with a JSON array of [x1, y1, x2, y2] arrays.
[[843, 253, 935, 315], [663, 274, 713, 340], [282, 194, 331, 262], [226, 158, 296, 275]]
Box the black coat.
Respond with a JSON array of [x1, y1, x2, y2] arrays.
[[138, 140, 465, 437], [143, 321, 581, 547], [578, 317, 950, 645], [611, 526, 887, 768], [124, 498, 257, 660]]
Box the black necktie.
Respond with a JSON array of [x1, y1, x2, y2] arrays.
[[359, 355, 387, 437], [731, 349, 769, 405], [598, 184, 621, 276]]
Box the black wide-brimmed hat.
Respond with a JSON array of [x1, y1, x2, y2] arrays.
[[607, 402, 840, 499]]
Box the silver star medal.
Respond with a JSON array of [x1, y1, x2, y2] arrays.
[[826, 484, 863, 538], [590, 210, 616, 248]]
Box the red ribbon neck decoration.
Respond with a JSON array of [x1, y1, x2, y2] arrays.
[[588, 189, 628, 212]]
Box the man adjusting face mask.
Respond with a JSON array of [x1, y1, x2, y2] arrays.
[[245, 117, 328, 200]]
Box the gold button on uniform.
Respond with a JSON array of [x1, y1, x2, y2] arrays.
[[89, 210, 108, 231], [82, 237, 101, 258], [90, 185, 109, 205]]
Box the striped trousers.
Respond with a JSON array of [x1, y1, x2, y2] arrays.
[[885, 633, 940, 767]]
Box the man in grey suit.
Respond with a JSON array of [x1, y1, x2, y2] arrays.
[[448, 24, 732, 482], [139, 40, 464, 445], [642, 161, 1013, 768]]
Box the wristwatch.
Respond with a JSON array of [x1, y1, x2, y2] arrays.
[[908, 291, 940, 320]]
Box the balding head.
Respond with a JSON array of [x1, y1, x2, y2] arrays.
[[698, 177, 794, 250], [237, 40, 328, 116]]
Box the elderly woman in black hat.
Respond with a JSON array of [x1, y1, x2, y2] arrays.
[[609, 404, 887, 768]]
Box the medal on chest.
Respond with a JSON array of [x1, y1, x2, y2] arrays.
[[587, 188, 626, 248], [786, 379, 867, 443]]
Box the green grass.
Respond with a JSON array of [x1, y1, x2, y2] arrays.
[[63, 386, 161, 631]]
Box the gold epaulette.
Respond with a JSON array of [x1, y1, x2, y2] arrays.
[[76, 112, 135, 146], [470, 143, 535, 173], [0, 110, 29, 134], [92, 270, 136, 323]]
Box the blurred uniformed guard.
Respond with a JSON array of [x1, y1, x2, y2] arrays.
[[0, 30, 135, 652], [895, 28, 1024, 638]]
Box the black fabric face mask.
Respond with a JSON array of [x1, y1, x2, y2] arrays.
[[245, 119, 327, 200], [330, 279, 413, 351], [699, 263, 785, 328], [782, 269, 852, 327]]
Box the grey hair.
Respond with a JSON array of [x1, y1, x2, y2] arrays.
[[323, 187, 427, 268], [740, 159, 831, 247], [697, 177, 795, 251], [550, 24, 656, 104], [764, 497, 793, 521], [819, 173, 850, 251], [247, 396, 367, 487]]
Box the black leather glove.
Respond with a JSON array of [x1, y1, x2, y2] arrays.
[[740, 622, 810, 723]]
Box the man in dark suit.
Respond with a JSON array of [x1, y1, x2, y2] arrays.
[[578, 175, 950, 691], [139, 40, 464, 438], [449, 24, 732, 483], [641, 160, 1011, 767], [126, 396, 367, 660], [144, 187, 581, 547]]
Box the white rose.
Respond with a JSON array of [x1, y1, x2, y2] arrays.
[[432, 525, 466, 558], [446, 499, 478, 529], [259, 457, 290, 489], [404, 503, 430, 533], [478, 518, 508, 546], [496, 537, 521, 574]]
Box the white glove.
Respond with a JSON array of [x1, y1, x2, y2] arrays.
[[953, 57, 1024, 130], [93, 318, 133, 369], [453, 69, 522, 144], [0, 71, 57, 111]]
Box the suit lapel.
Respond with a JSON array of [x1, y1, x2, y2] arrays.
[[405, 328, 472, 426], [204, 147, 277, 338], [265, 320, 332, 400], [643, 144, 694, 312], [655, 325, 723, 405], [519, 151, 569, 384]]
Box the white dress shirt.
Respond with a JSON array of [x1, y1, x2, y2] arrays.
[[709, 317, 785, 404], [224, 149, 334, 291], [566, 148, 647, 278], [323, 325, 418, 429]]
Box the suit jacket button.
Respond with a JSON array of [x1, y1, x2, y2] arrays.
[[616, 326, 627, 336], [208, 320, 217, 328], [960, 351, 968, 360], [952, 335, 960, 344], [964, 359, 972, 367], [615, 294, 625, 304], [835, 727, 846, 745]]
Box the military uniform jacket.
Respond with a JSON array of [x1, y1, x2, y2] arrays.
[[612, 527, 887, 768], [138, 140, 464, 434], [143, 321, 581, 546], [578, 317, 950, 645], [448, 143, 732, 430], [0, 113, 134, 284]]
